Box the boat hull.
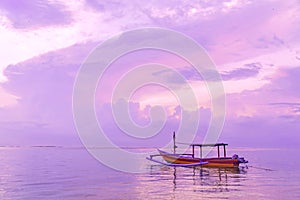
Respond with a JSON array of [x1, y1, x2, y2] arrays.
[[159, 150, 240, 168]]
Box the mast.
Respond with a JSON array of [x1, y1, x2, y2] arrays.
[[173, 131, 177, 154]]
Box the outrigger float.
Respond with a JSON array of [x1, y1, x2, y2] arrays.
[[147, 133, 248, 168]]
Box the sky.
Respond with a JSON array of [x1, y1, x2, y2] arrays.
[[0, 0, 299, 148]]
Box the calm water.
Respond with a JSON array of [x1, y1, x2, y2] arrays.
[[0, 147, 299, 199]]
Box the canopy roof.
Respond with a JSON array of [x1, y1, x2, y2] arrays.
[[190, 143, 228, 147]]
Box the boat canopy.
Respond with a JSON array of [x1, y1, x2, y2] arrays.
[[189, 143, 228, 158], [189, 143, 228, 147]]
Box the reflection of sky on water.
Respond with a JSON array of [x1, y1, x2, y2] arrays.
[[0, 147, 299, 199], [145, 165, 247, 199]]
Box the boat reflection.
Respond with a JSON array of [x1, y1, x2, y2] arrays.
[[149, 165, 247, 193]]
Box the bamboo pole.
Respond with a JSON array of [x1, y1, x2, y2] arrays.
[[173, 131, 176, 154], [192, 145, 194, 158], [200, 146, 202, 158]]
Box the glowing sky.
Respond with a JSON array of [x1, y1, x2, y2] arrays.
[[0, 0, 299, 147]]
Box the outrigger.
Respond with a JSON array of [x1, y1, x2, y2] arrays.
[[147, 132, 248, 168]]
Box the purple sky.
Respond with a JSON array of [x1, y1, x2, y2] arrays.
[[0, 0, 299, 148]]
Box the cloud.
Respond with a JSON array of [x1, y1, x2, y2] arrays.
[[213, 66, 300, 148], [1, 0, 300, 148], [226, 66, 300, 119], [255, 35, 286, 49], [164, 62, 262, 82], [1, 41, 299, 148], [269, 102, 300, 107], [220, 115, 300, 148], [0, 41, 212, 146], [0, 43, 94, 139], [268, 102, 300, 119], [139, 0, 251, 26], [0, 0, 72, 29], [96, 100, 211, 147], [221, 62, 262, 80], [1, 0, 300, 83], [0, 86, 18, 107], [85, 0, 104, 11]]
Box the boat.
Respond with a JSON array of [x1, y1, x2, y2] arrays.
[[147, 133, 248, 168], [157, 143, 247, 168]]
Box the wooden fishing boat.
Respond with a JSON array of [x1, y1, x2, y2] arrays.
[[158, 143, 248, 168], [147, 142, 248, 168], [147, 132, 248, 168]]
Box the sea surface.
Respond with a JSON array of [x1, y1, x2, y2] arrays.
[[0, 146, 299, 200]]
